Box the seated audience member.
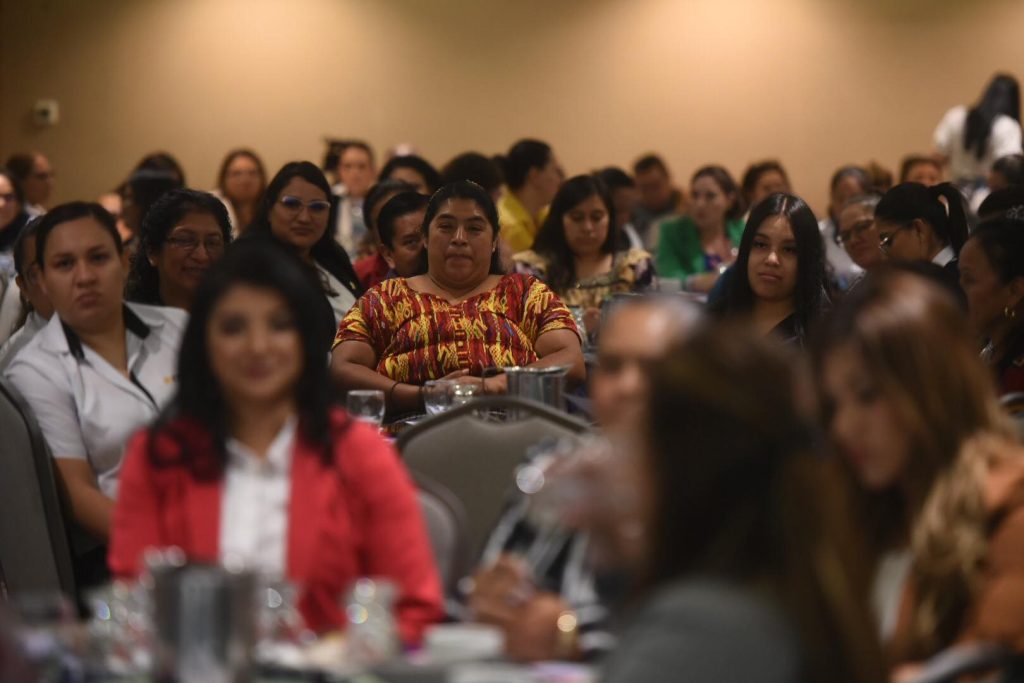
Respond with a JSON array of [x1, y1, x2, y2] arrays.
[[4, 151, 54, 215], [0, 169, 30, 267], [631, 154, 687, 249], [441, 151, 505, 202], [866, 160, 894, 194], [332, 181, 584, 415], [817, 269, 1024, 672], [874, 182, 969, 294], [469, 295, 700, 661], [656, 165, 744, 293], [820, 165, 873, 291], [978, 185, 1024, 221], [248, 161, 362, 333], [213, 148, 266, 235], [379, 154, 442, 196], [353, 178, 417, 289], [837, 193, 885, 273], [989, 153, 1024, 192], [332, 141, 376, 258], [3, 202, 186, 541], [514, 175, 654, 336], [739, 159, 791, 218], [109, 240, 443, 645], [497, 139, 564, 252], [125, 189, 232, 311], [600, 325, 885, 683], [959, 217, 1024, 394], [0, 218, 53, 370], [899, 154, 943, 186], [375, 191, 427, 279], [134, 151, 187, 186], [595, 167, 642, 250], [714, 193, 828, 346], [120, 167, 184, 254]]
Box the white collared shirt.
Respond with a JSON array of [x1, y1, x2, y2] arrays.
[[932, 245, 955, 268], [219, 417, 296, 578], [316, 263, 357, 329], [3, 302, 186, 498]]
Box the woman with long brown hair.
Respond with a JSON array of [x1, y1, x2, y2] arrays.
[[816, 268, 1024, 672]]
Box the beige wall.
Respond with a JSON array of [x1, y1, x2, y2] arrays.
[[2, 0, 1023, 215]]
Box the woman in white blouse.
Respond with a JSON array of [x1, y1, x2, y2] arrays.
[[246, 161, 362, 339], [3, 202, 186, 541]]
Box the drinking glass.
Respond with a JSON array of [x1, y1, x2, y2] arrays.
[[423, 380, 455, 416], [347, 390, 386, 427], [451, 380, 481, 407]]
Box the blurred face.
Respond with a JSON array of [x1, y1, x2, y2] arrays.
[[425, 198, 496, 289], [837, 203, 882, 270], [747, 216, 798, 304], [635, 167, 672, 211], [380, 209, 426, 278], [563, 194, 609, 258], [39, 217, 126, 334], [223, 155, 263, 204], [592, 305, 686, 433], [0, 176, 20, 230], [387, 167, 429, 194], [207, 285, 303, 409], [959, 237, 1024, 340], [876, 218, 928, 262], [269, 178, 331, 256], [610, 185, 639, 230], [24, 155, 54, 207], [14, 233, 53, 319], [749, 170, 789, 208], [150, 211, 226, 309], [528, 155, 564, 206], [338, 147, 375, 199], [822, 343, 912, 491], [690, 175, 733, 231], [829, 175, 866, 221], [904, 162, 942, 187]]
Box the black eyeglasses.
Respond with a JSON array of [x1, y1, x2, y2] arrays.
[[877, 223, 912, 255], [838, 219, 875, 248], [279, 196, 331, 215], [165, 234, 226, 254]]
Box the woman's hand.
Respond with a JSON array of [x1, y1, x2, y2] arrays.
[[440, 368, 471, 382], [483, 373, 508, 395]]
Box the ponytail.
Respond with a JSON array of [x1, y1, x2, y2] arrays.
[[929, 183, 969, 254], [876, 182, 969, 256]]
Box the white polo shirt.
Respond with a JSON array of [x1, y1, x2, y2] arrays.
[[3, 302, 187, 498]]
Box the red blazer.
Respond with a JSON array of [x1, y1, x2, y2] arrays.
[[108, 409, 443, 646]]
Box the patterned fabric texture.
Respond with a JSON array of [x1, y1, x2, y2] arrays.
[[334, 273, 578, 384], [513, 248, 655, 309]]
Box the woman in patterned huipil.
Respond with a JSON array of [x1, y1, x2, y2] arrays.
[[331, 180, 585, 416]]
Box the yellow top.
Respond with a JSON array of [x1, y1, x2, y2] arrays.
[[498, 191, 548, 252]]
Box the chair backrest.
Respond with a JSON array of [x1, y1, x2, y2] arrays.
[[413, 474, 471, 596], [0, 377, 76, 598], [397, 396, 590, 563]]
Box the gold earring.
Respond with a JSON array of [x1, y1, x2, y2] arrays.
[[1005, 306, 1017, 320]]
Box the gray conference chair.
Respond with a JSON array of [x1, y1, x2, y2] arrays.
[[0, 377, 76, 599], [397, 396, 590, 563], [413, 473, 471, 597]]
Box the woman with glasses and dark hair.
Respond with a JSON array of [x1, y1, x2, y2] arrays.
[[714, 193, 829, 347], [333, 181, 584, 417], [248, 161, 362, 332], [213, 148, 266, 235], [835, 193, 884, 274], [110, 240, 443, 645], [874, 182, 969, 296], [655, 165, 744, 293], [125, 189, 232, 311]]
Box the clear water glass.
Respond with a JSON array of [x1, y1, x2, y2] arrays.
[[423, 380, 455, 415], [347, 390, 386, 426], [451, 380, 481, 407]]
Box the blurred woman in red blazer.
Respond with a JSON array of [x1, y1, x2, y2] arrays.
[[108, 239, 443, 646]]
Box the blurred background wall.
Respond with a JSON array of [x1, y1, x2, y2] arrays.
[[2, 0, 1023, 213]]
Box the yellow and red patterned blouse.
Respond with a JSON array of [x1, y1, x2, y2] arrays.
[[333, 274, 579, 385]]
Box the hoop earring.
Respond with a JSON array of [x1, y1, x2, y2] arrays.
[[1005, 306, 1017, 320]]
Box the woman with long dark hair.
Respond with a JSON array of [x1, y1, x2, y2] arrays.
[[715, 193, 829, 346], [247, 161, 362, 332], [109, 240, 443, 644], [935, 73, 1022, 190], [214, 148, 266, 235], [514, 175, 653, 333]]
